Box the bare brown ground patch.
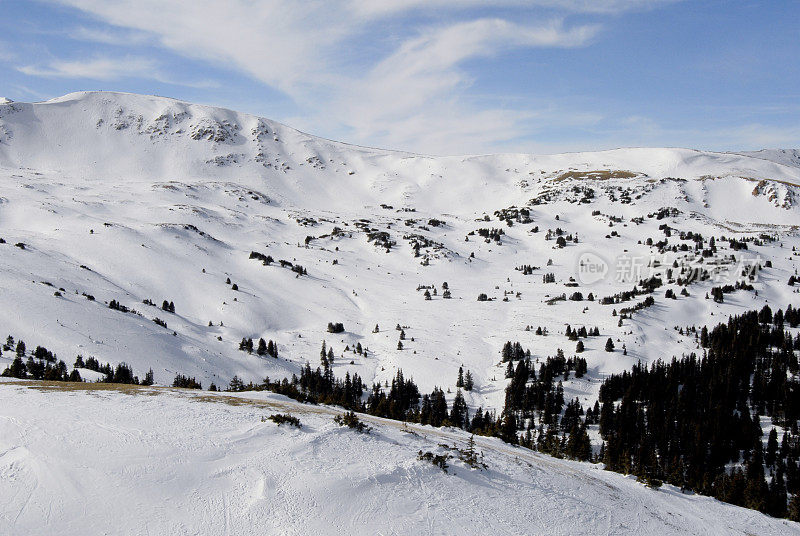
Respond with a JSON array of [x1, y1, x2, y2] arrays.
[[553, 170, 637, 181]]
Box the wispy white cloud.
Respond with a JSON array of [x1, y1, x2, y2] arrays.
[[321, 18, 599, 153], [9, 85, 52, 101], [703, 123, 800, 150], [588, 113, 800, 152], [349, 0, 682, 17], [71, 26, 152, 46], [17, 55, 219, 89], [18, 56, 157, 80], [0, 41, 16, 62], [37, 1, 629, 153]]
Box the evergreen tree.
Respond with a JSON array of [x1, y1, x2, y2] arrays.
[[142, 368, 155, 386], [788, 494, 800, 522], [464, 370, 474, 391], [766, 428, 779, 467], [1, 356, 27, 378], [449, 389, 468, 429], [500, 412, 518, 444], [228, 375, 244, 392]]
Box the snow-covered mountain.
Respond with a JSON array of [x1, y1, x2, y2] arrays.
[[1, 91, 799, 403], [3, 91, 800, 532]]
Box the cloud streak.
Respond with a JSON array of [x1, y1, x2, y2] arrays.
[[17, 55, 219, 89], [37, 0, 607, 154], [349, 0, 681, 17], [18, 56, 158, 80], [71, 26, 153, 46], [324, 18, 599, 153]]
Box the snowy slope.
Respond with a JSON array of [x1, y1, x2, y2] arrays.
[[1, 379, 797, 536], [737, 149, 800, 170], [0, 91, 799, 416]]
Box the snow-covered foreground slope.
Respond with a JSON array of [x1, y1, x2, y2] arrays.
[[1, 379, 796, 536]]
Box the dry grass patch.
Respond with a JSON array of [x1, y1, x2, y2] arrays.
[[553, 170, 637, 182]]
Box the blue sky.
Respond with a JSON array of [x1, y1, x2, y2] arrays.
[[1, 0, 798, 155]]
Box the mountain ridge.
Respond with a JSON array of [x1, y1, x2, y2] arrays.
[[2, 91, 798, 186]]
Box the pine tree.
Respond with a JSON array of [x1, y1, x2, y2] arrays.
[[766, 428, 779, 467], [744, 444, 769, 513], [500, 412, 518, 444], [228, 375, 244, 392], [605, 338, 615, 352], [464, 370, 474, 391], [788, 494, 800, 521], [142, 368, 154, 386], [257, 337, 267, 356], [456, 366, 464, 388], [1, 356, 27, 378], [449, 389, 468, 429]]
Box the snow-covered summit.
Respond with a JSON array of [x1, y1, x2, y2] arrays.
[[0, 91, 798, 212]]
